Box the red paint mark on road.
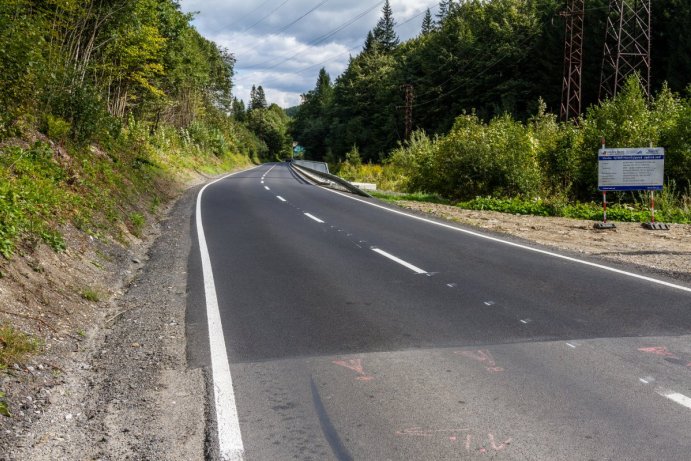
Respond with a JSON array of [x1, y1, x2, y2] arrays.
[[332, 358, 374, 381], [456, 350, 504, 373], [639, 346, 676, 357], [397, 428, 512, 453], [488, 433, 512, 451], [396, 427, 469, 438]]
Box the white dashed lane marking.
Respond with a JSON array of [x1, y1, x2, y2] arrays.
[[304, 213, 325, 224], [656, 389, 691, 410], [371, 248, 428, 275]]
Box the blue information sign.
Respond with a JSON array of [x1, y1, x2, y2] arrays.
[[598, 147, 664, 192]]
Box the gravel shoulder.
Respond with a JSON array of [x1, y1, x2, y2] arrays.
[[1, 182, 210, 460]]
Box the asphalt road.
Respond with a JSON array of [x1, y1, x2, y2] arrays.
[[188, 163, 691, 460]]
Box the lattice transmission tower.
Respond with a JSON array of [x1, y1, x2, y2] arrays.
[[599, 0, 652, 100], [560, 0, 585, 121]]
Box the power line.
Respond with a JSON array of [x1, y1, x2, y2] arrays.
[[207, 0, 274, 35], [245, 1, 385, 71], [275, 0, 332, 35], [243, 0, 291, 33], [294, 3, 438, 76]]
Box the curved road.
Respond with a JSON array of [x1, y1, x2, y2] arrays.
[[188, 163, 691, 460]]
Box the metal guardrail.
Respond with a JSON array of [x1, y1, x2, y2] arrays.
[[289, 161, 372, 198], [293, 160, 330, 174]]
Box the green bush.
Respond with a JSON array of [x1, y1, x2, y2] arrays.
[[390, 114, 541, 200], [46, 115, 71, 142]]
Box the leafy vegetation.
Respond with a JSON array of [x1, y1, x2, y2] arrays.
[[0, 0, 265, 259], [291, 0, 691, 174], [0, 324, 41, 417], [0, 324, 40, 371], [80, 288, 101, 303], [387, 78, 691, 203]]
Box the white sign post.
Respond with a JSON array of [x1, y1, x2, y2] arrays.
[[596, 144, 666, 229]]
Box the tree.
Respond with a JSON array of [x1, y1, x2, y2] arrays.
[[371, 0, 399, 53], [249, 85, 267, 111], [247, 103, 290, 160], [421, 8, 434, 35], [436, 0, 457, 23], [232, 97, 246, 122], [363, 30, 376, 53], [290, 68, 333, 160]]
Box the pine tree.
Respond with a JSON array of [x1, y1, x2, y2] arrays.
[[232, 97, 246, 121], [436, 0, 456, 23], [363, 30, 376, 53], [421, 8, 434, 35], [249, 84, 267, 110], [372, 0, 399, 52]]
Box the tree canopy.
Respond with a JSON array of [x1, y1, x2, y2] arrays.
[[289, 0, 691, 164]]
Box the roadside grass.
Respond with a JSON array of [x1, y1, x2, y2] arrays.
[[0, 127, 252, 261], [359, 180, 691, 225], [80, 288, 100, 302], [373, 192, 691, 224], [370, 190, 451, 205], [455, 195, 691, 224], [0, 324, 41, 416]]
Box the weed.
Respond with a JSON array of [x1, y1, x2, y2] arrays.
[[0, 324, 40, 372], [0, 390, 9, 417], [150, 195, 161, 213], [80, 288, 100, 302], [128, 212, 145, 238]]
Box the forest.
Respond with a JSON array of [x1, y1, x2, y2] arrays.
[[0, 0, 297, 260], [290, 0, 691, 214]]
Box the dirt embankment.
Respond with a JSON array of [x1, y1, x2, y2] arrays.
[[397, 201, 691, 283], [0, 172, 219, 460]]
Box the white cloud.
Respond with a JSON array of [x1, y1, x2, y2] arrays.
[[180, 0, 439, 108]]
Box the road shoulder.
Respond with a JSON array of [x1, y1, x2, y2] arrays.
[[7, 185, 208, 460]]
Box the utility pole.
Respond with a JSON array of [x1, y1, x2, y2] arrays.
[[560, 0, 585, 122], [599, 0, 652, 100], [401, 84, 414, 139]]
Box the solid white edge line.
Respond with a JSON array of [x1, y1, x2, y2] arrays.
[[318, 188, 691, 294], [656, 389, 691, 410], [197, 166, 261, 461], [304, 212, 325, 223], [276, 196, 287, 202], [372, 248, 427, 274]]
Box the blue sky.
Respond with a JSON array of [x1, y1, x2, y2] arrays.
[[179, 0, 441, 107]]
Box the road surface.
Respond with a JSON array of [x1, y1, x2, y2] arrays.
[[188, 163, 691, 460]]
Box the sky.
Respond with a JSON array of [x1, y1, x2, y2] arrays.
[[179, 0, 441, 108]]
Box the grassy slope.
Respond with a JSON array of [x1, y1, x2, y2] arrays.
[[0, 125, 254, 374]]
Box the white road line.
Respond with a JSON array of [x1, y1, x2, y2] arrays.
[[318, 188, 691, 294], [264, 186, 270, 191], [371, 248, 428, 275], [197, 168, 259, 461], [276, 196, 287, 202], [566, 343, 577, 349], [304, 213, 325, 223], [656, 389, 691, 410]]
